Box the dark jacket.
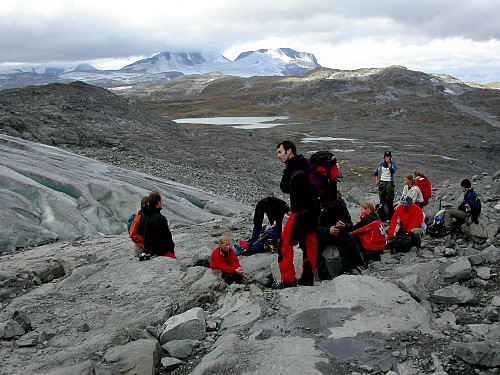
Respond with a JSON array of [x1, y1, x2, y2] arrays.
[[280, 154, 317, 233], [317, 201, 353, 235], [280, 154, 316, 214], [140, 205, 175, 256], [458, 188, 481, 221], [351, 211, 379, 232]]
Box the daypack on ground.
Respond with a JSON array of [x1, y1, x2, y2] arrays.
[[290, 151, 340, 208], [428, 209, 446, 237], [386, 232, 416, 253], [241, 228, 279, 255]]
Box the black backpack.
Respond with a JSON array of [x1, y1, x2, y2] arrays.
[[290, 151, 340, 208]]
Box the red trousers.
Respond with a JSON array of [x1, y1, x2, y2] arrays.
[[279, 213, 317, 282]]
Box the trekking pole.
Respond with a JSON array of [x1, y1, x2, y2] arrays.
[[438, 199, 442, 211]]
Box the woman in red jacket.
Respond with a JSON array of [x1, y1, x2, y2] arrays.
[[210, 236, 244, 285], [414, 171, 432, 206], [350, 202, 386, 263]]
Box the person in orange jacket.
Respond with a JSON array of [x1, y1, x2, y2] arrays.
[[210, 236, 244, 285], [388, 195, 426, 247], [128, 196, 149, 256]]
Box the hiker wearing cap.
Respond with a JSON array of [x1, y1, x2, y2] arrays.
[[274, 140, 318, 289], [402, 174, 424, 208], [374, 151, 397, 221], [387, 195, 426, 247], [443, 179, 481, 234]]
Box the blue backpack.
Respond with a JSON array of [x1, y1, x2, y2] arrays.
[[127, 213, 136, 232], [245, 228, 279, 255]]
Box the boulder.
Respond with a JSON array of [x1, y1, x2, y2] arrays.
[[95, 339, 162, 375], [454, 341, 500, 367], [476, 267, 491, 280], [162, 339, 195, 359], [0, 320, 25, 339], [441, 257, 472, 283], [431, 285, 475, 305], [460, 222, 498, 239], [160, 307, 206, 344], [396, 274, 429, 301], [346, 187, 365, 205]]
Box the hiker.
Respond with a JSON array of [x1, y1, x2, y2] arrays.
[[387, 195, 426, 248], [140, 191, 177, 259], [248, 196, 289, 243], [316, 191, 356, 279], [443, 179, 481, 234], [349, 202, 386, 264], [274, 140, 318, 288], [413, 171, 432, 206], [374, 150, 397, 221], [401, 174, 424, 208], [128, 196, 149, 256], [210, 236, 244, 285]]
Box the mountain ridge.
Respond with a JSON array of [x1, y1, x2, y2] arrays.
[[0, 48, 321, 89]]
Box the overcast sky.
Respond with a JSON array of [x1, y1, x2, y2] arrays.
[[1, 0, 499, 83]]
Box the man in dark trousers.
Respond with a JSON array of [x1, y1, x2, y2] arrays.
[[316, 192, 355, 279], [139, 191, 177, 259], [274, 140, 318, 289], [249, 196, 289, 242]]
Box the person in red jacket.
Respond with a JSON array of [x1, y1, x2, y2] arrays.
[[350, 202, 386, 263], [413, 171, 432, 206], [210, 236, 244, 285], [388, 195, 425, 247]]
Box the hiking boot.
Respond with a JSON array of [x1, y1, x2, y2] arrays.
[[297, 276, 314, 286], [272, 280, 297, 289]]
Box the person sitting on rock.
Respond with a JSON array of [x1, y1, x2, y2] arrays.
[[443, 179, 481, 234], [349, 201, 386, 264], [387, 195, 426, 248], [413, 171, 432, 206], [140, 191, 177, 259], [401, 174, 424, 208], [210, 236, 244, 285], [316, 191, 356, 279]]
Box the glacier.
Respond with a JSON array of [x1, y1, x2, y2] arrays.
[[0, 135, 250, 250]]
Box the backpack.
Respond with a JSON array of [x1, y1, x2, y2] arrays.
[[386, 232, 416, 253], [290, 151, 340, 208], [244, 228, 279, 255], [127, 213, 136, 232], [428, 209, 446, 237]]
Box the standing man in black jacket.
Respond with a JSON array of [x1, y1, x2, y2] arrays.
[[274, 140, 318, 289], [140, 191, 177, 259]]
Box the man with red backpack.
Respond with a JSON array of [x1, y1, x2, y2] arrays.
[[274, 140, 318, 289]]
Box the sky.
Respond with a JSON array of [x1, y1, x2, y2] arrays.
[[1, 0, 499, 83]]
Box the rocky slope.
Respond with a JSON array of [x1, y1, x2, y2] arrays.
[[0, 172, 499, 375]]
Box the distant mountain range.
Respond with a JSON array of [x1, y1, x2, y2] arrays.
[[0, 48, 321, 88]]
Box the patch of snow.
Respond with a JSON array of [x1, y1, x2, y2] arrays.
[[108, 86, 133, 91]]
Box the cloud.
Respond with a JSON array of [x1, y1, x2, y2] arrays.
[[0, 0, 499, 82]]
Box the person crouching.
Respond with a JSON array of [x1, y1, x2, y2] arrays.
[[210, 236, 244, 285]]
